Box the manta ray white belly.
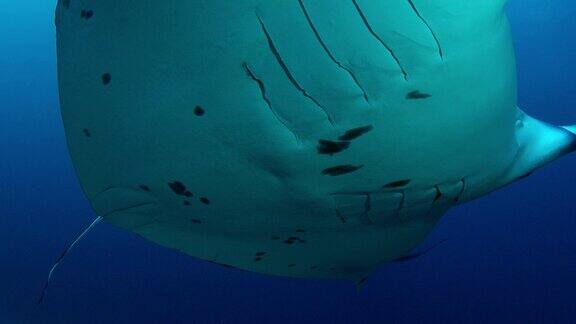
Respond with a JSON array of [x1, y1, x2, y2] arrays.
[[55, 0, 575, 280]]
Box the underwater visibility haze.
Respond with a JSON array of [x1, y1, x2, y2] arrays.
[[2, 0, 576, 323]]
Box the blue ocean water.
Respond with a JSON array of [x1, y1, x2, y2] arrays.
[[1, 1, 576, 323]]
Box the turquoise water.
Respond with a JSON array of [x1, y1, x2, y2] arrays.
[[2, 1, 576, 323]]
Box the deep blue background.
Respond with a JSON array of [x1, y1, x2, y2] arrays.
[[2, 1, 576, 323]]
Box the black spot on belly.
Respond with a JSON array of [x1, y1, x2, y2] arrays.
[[168, 181, 187, 196], [322, 165, 363, 176], [383, 179, 412, 188], [286, 236, 306, 244], [283, 239, 295, 245], [194, 105, 205, 116], [339, 125, 374, 141], [254, 257, 263, 262], [406, 90, 431, 100], [255, 252, 267, 257], [101, 73, 112, 85], [200, 197, 210, 205], [139, 185, 151, 192], [288, 264, 296, 268], [80, 10, 94, 19], [83, 129, 91, 137], [317, 140, 350, 155], [191, 219, 202, 224]]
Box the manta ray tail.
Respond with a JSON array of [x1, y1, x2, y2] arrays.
[[38, 216, 103, 304]]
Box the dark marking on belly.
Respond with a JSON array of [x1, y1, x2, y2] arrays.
[[283, 236, 306, 245], [139, 185, 151, 192], [290, 236, 306, 243], [406, 90, 431, 100], [383, 179, 412, 188], [101, 73, 112, 85], [339, 125, 374, 141], [317, 140, 350, 155], [200, 197, 210, 205], [168, 181, 188, 196], [83, 129, 92, 137], [80, 10, 94, 19], [284, 239, 295, 245], [322, 165, 364, 176], [194, 105, 205, 116]]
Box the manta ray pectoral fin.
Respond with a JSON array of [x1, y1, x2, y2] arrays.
[[504, 111, 576, 185], [462, 112, 576, 204], [562, 125, 576, 136]]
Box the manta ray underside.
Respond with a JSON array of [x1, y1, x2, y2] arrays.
[[48, 0, 575, 288]]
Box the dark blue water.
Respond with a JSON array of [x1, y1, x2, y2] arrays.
[[2, 1, 576, 323]]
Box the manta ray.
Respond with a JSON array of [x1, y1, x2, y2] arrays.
[[49, 0, 576, 287]]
